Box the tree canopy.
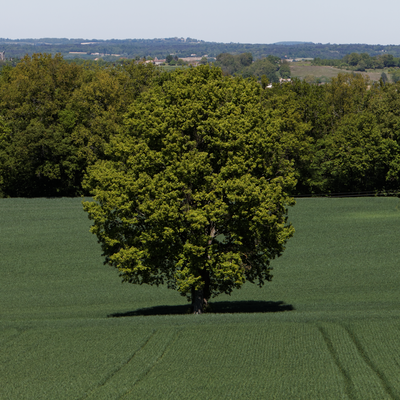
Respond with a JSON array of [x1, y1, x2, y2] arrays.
[[83, 66, 296, 313]]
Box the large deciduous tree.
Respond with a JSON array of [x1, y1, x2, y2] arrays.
[[83, 66, 296, 314]]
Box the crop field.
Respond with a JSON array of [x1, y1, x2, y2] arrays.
[[290, 64, 393, 82], [1, 197, 400, 399]]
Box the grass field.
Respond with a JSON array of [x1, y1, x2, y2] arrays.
[[290, 64, 393, 83], [1, 197, 400, 399]]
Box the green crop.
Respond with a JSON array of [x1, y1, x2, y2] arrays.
[[1, 197, 399, 399]]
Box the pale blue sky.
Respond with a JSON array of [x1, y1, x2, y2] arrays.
[[1, 0, 398, 45]]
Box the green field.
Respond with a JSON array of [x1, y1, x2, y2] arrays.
[[1, 197, 400, 399], [290, 64, 394, 83]]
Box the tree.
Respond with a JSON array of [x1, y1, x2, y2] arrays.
[[381, 54, 396, 68], [261, 75, 269, 89], [242, 58, 279, 82], [279, 61, 291, 79], [266, 55, 281, 65], [215, 53, 253, 76], [237, 52, 253, 67], [325, 73, 371, 124], [360, 53, 373, 69], [355, 61, 367, 71], [215, 53, 237, 75], [83, 66, 296, 314], [373, 57, 385, 69], [343, 52, 362, 66]]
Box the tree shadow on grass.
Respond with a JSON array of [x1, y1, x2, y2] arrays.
[[108, 300, 294, 318]]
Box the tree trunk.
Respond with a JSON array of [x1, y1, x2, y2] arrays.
[[191, 224, 214, 314], [192, 287, 204, 314], [191, 270, 210, 314]]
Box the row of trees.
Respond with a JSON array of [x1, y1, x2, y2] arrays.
[[0, 54, 159, 197], [313, 52, 400, 72], [2, 54, 400, 198], [267, 73, 400, 194]]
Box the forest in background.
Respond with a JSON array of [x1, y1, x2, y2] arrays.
[[3, 38, 400, 60], [1, 53, 400, 198]]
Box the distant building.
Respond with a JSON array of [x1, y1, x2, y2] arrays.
[[0, 51, 5, 61], [153, 57, 166, 65], [294, 58, 313, 62], [179, 56, 205, 66]]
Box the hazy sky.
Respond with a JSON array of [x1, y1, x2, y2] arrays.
[[1, 0, 398, 45]]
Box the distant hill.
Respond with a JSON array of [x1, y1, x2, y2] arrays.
[[1, 38, 400, 60], [273, 41, 314, 45]]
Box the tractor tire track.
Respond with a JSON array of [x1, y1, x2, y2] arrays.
[[119, 327, 182, 399], [342, 324, 396, 400], [79, 329, 157, 400], [318, 325, 355, 400]]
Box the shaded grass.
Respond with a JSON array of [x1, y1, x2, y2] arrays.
[[1, 197, 400, 399], [109, 300, 294, 317]]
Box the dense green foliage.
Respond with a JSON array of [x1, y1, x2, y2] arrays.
[[215, 53, 290, 82], [83, 66, 297, 312], [263, 73, 400, 194], [313, 52, 400, 72], [1, 197, 400, 398], [215, 52, 253, 74], [0, 54, 159, 196]]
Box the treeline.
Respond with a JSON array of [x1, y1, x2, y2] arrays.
[[0, 54, 159, 197], [265, 75, 400, 195], [313, 52, 400, 71], [1, 54, 400, 198], [4, 38, 400, 60]]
